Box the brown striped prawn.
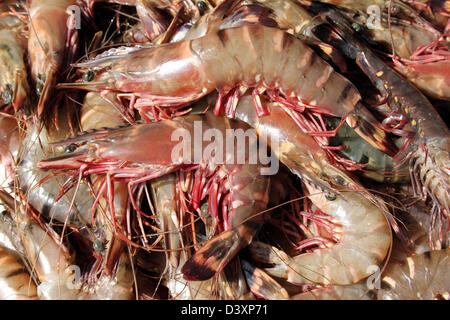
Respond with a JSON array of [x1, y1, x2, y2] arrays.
[[59, 24, 397, 156], [311, 10, 449, 241], [36, 114, 271, 282]]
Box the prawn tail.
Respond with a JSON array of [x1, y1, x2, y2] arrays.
[[241, 260, 289, 300], [309, 9, 364, 61], [181, 224, 256, 281], [347, 103, 398, 157], [247, 241, 290, 279], [220, 2, 278, 29], [309, 14, 399, 157]]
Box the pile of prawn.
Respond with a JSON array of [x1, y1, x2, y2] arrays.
[[0, 0, 448, 300]]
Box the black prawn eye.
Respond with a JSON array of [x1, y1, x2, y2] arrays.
[[36, 74, 46, 96], [351, 22, 361, 32], [2, 85, 12, 104], [64, 143, 78, 153], [93, 239, 105, 253], [83, 70, 95, 82], [333, 175, 345, 186], [325, 191, 337, 201], [391, 5, 401, 15], [196, 1, 207, 14]]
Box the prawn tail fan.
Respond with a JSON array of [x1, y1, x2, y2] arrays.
[[181, 224, 256, 281]]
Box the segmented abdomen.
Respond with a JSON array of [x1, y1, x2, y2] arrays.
[[193, 25, 361, 116], [378, 249, 450, 300]]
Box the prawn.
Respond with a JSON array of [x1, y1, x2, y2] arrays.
[[27, 0, 80, 116], [378, 248, 450, 299], [0, 0, 29, 111], [298, 0, 450, 100], [312, 10, 450, 236], [17, 120, 94, 228], [221, 92, 393, 287], [248, 179, 392, 286], [0, 191, 80, 299], [37, 114, 271, 282], [59, 24, 397, 156]]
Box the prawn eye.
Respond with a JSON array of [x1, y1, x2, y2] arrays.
[[2, 85, 12, 104], [83, 70, 95, 82], [93, 239, 105, 253], [64, 143, 78, 153], [351, 22, 361, 32], [36, 74, 46, 95], [333, 175, 345, 186], [391, 5, 401, 15], [325, 191, 337, 201], [196, 1, 207, 14]]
